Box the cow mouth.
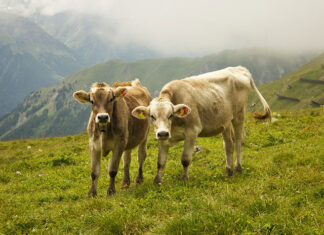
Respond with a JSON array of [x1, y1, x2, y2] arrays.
[[98, 123, 107, 132]]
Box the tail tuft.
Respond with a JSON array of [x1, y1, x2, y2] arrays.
[[253, 108, 271, 122]]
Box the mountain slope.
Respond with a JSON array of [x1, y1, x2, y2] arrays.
[[249, 53, 324, 111], [0, 49, 315, 140], [0, 12, 84, 116]]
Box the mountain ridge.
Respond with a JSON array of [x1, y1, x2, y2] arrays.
[[0, 48, 316, 140]]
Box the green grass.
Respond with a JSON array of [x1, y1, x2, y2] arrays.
[[0, 108, 323, 234]]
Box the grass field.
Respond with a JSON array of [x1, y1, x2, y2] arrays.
[[0, 108, 323, 234]]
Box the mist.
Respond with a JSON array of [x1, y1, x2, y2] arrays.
[[1, 0, 324, 56]]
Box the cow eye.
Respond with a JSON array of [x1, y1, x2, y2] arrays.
[[150, 115, 156, 120], [109, 96, 115, 102], [90, 100, 94, 104], [168, 114, 173, 119]]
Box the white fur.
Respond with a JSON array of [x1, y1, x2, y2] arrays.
[[140, 66, 270, 182]]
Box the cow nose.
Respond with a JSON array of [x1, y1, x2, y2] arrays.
[[98, 114, 108, 122], [157, 131, 170, 138], [96, 113, 109, 123]]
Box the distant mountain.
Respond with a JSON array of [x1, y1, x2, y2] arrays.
[[0, 48, 315, 140], [249, 52, 324, 111], [0, 12, 84, 116], [32, 11, 159, 66]]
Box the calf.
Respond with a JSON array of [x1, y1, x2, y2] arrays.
[[73, 79, 152, 196], [132, 66, 270, 184]]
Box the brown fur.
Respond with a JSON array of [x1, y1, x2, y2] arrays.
[[112, 81, 133, 88], [74, 79, 152, 197]]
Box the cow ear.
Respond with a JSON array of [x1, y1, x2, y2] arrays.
[[174, 104, 191, 118], [113, 87, 128, 99], [132, 106, 149, 120], [73, 90, 90, 103]]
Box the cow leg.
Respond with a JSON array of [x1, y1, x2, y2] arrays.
[[136, 138, 147, 184], [121, 150, 131, 189], [88, 139, 101, 198], [233, 118, 245, 173], [107, 143, 125, 195], [181, 136, 196, 181], [222, 126, 234, 176], [154, 142, 169, 184]]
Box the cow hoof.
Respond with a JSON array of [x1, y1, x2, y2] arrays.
[[121, 177, 130, 189], [121, 183, 129, 190], [234, 165, 242, 174], [225, 167, 233, 177], [107, 187, 116, 196], [181, 175, 189, 181], [136, 175, 144, 185], [88, 190, 97, 198], [154, 175, 162, 185]]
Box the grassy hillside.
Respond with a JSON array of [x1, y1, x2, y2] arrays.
[[249, 53, 324, 111], [0, 108, 323, 234], [0, 48, 314, 140]]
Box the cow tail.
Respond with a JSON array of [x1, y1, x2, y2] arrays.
[[250, 77, 271, 122]]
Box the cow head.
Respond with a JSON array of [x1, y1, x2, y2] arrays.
[[73, 82, 127, 132], [132, 98, 191, 140]]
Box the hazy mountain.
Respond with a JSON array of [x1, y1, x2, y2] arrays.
[[0, 12, 84, 116], [0, 48, 315, 140], [31, 11, 159, 66]]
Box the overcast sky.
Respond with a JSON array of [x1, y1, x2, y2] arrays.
[[1, 0, 324, 56]]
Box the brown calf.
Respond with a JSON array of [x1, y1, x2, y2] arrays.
[[73, 79, 152, 196]]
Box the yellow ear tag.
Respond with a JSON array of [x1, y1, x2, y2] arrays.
[[180, 109, 184, 115], [139, 112, 145, 119], [79, 98, 87, 103]]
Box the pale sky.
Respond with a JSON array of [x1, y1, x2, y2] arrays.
[[1, 0, 324, 56]]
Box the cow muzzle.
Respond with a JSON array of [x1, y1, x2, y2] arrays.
[[95, 113, 110, 132], [156, 130, 170, 140]]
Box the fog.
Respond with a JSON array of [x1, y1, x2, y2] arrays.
[[1, 0, 324, 56]]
